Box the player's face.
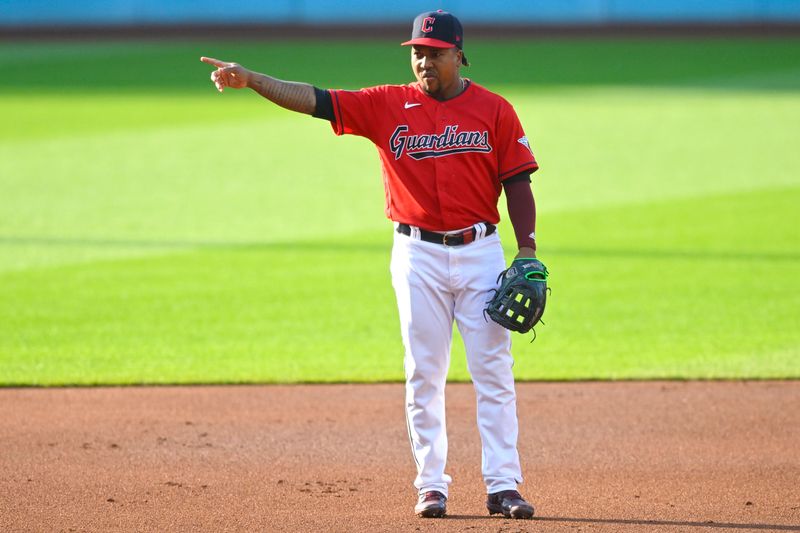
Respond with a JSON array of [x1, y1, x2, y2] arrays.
[[411, 45, 462, 98]]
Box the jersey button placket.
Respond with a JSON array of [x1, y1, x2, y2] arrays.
[[434, 106, 451, 228], [437, 107, 460, 230]]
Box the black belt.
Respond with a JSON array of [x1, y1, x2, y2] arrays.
[[396, 223, 496, 246]]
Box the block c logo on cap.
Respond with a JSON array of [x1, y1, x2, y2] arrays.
[[421, 17, 435, 33]]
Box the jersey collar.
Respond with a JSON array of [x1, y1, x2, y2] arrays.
[[413, 78, 472, 103]]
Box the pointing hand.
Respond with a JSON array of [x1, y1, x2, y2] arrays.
[[200, 56, 250, 92]]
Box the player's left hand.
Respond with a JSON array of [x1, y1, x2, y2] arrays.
[[514, 246, 537, 260], [200, 56, 250, 92]]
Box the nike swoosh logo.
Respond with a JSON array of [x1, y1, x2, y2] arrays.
[[404, 102, 422, 109]]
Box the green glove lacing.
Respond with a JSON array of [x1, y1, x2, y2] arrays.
[[513, 258, 549, 282]]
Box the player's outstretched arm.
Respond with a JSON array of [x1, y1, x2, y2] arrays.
[[200, 56, 316, 115]]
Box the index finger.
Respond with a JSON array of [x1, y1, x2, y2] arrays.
[[200, 56, 229, 68]]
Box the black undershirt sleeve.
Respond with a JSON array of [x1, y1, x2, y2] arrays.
[[312, 87, 335, 121], [502, 171, 532, 185]]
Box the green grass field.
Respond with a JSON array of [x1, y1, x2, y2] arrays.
[[1, 39, 798, 385]]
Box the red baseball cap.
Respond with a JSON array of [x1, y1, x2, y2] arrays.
[[401, 10, 468, 66]]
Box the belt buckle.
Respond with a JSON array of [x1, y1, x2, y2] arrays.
[[442, 231, 461, 246]]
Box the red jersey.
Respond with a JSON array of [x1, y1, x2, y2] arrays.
[[329, 81, 538, 231]]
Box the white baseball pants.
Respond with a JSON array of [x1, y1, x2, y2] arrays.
[[390, 229, 523, 497]]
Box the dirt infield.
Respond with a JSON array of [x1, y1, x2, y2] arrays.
[[1, 381, 798, 532]]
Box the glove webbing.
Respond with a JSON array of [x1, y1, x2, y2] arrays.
[[499, 289, 537, 327]]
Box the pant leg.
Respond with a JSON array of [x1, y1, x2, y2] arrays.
[[391, 231, 455, 496], [452, 234, 523, 493]]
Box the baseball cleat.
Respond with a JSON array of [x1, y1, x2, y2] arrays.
[[486, 490, 535, 519], [415, 490, 447, 518]]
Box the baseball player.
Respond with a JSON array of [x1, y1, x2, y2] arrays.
[[201, 10, 539, 520]]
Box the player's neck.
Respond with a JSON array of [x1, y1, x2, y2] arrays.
[[426, 77, 467, 101]]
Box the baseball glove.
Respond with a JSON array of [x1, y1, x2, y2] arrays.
[[485, 258, 549, 334]]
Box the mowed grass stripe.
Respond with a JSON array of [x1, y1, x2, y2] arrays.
[[0, 116, 384, 273], [3, 88, 797, 242], [0, 240, 399, 386], [2, 186, 797, 385], [516, 186, 799, 380]]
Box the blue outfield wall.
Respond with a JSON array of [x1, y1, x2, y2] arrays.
[[1, 0, 800, 26]]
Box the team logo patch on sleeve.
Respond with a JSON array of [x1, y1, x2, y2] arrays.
[[390, 125, 492, 160], [517, 135, 532, 153]]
